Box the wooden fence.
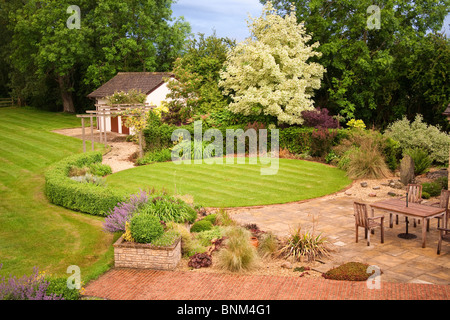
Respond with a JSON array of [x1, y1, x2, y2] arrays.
[[0, 98, 13, 108]]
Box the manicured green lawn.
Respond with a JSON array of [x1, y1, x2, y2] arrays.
[[106, 157, 352, 207], [0, 107, 114, 281]]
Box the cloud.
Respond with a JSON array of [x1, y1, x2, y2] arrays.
[[172, 0, 263, 41]]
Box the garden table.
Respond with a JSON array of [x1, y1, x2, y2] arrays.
[[369, 199, 445, 248]]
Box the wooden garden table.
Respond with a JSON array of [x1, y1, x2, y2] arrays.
[[369, 199, 446, 248]]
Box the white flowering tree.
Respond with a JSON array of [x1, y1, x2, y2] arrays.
[[219, 2, 325, 125]]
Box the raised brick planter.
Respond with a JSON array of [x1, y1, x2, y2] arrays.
[[113, 236, 181, 270]]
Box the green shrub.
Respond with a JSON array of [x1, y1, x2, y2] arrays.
[[88, 162, 113, 176], [216, 227, 259, 272], [422, 181, 444, 197], [195, 226, 223, 247], [44, 152, 126, 216], [322, 262, 378, 281], [203, 214, 217, 225], [150, 230, 180, 247], [422, 191, 430, 199], [190, 220, 213, 233], [215, 209, 237, 226], [46, 277, 81, 300], [139, 195, 197, 224], [404, 148, 432, 175], [129, 213, 164, 244], [384, 114, 450, 165], [136, 148, 172, 165]]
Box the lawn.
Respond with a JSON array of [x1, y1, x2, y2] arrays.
[[0, 107, 114, 281], [106, 157, 352, 207]]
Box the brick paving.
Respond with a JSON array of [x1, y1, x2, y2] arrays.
[[84, 268, 449, 300]]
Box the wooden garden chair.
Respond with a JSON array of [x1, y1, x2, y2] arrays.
[[437, 202, 450, 254], [428, 189, 450, 229], [391, 184, 423, 227], [354, 202, 385, 246]]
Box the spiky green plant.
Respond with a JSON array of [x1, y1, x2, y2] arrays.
[[278, 226, 330, 262]]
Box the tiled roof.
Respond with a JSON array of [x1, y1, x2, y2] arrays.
[[87, 72, 174, 98]]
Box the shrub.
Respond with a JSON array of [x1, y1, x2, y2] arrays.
[[422, 191, 431, 199], [310, 128, 338, 158], [301, 107, 339, 129], [129, 213, 165, 244], [70, 173, 105, 186], [384, 114, 450, 164], [422, 181, 444, 197], [278, 226, 329, 262], [190, 220, 213, 233], [195, 226, 224, 247], [44, 152, 126, 216], [404, 148, 432, 175], [322, 262, 379, 281], [139, 195, 198, 224], [216, 227, 259, 272], [346, 119, 366, 129], [136, 148, 172, 165], [88, 163, 113, 176], [166, 222, 198, 256], [203, 214, 217, 225], [46, 277, 81, 300], [150, 229, 181, 247], [188, 253, 213, 269]]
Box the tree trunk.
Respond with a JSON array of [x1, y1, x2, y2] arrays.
[[57, 75, 75, 113]]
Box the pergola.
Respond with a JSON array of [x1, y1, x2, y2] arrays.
[[76, 103, 155, 156], [442, 103, 450, 190]]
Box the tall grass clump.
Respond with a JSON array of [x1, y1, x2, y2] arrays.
[[216, 227, 259, 272], [404, 147, 432, 175]]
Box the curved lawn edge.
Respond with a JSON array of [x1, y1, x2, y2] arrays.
[[106, 157, 353, 208]]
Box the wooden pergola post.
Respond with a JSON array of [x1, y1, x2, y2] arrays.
[[442, 104, 450, 190], [76, 114, 96, 152]]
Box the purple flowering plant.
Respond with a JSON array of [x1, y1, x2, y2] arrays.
[[0, 264, 63, 300], [102, 189, 150, 233]]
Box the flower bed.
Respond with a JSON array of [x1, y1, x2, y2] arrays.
[[113, 236, 181, 270]]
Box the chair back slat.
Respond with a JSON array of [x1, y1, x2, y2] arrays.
[[407, 184, 422, 203], [439, 190, 450, 209], [354, 202, 369, 228]]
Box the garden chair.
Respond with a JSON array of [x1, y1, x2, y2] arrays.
[[437, 206, 450, 254], [391, 184, 422, 228], [354, 202, 384, 246], [428, 189, 450, 229]]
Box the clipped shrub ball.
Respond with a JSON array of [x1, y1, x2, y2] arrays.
[[322, 262, 381, 281], [190, 220, 213, 233], [203, 214, 217, 225], [129, 213, 164, 244]]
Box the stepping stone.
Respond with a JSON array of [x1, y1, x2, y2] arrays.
[[361, 182, 368, 187], [333, 241, 346, 247]]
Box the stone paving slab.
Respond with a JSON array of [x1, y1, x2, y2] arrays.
[[230, 195, 450, 285]]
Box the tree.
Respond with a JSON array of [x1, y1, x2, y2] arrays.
[[264, 0, 450, 127], [5, 0, 190, 113], [163, 33, 235, 125], [219, 2, 325, 125]]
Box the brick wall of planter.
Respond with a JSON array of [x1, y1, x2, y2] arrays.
[[113, 236, 181, 270]]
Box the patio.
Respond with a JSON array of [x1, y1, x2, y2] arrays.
[[229, 185, 450, 285]]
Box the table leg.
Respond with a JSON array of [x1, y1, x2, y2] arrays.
[[422, 218, 426, 248], [390, 213, 393, 228]]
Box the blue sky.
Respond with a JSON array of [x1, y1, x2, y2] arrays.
[[172, 0, 450, 41]]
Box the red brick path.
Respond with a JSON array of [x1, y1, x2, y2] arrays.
[[83, 268, 450, 300]]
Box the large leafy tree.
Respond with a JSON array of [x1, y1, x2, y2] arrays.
[[5, 0, 190, 112], [219, 2, 325, 125], [263, 0, 450, 127], [163, 32, 235, 125]]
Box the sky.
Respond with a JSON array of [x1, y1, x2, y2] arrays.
[[171, 0, 450, 42]]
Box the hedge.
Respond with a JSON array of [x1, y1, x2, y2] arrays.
[[44, 151, 127, 216]]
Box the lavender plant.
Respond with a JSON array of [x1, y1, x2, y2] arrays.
[[102, 190, 149, 233], [0, 265, 64, 300]]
